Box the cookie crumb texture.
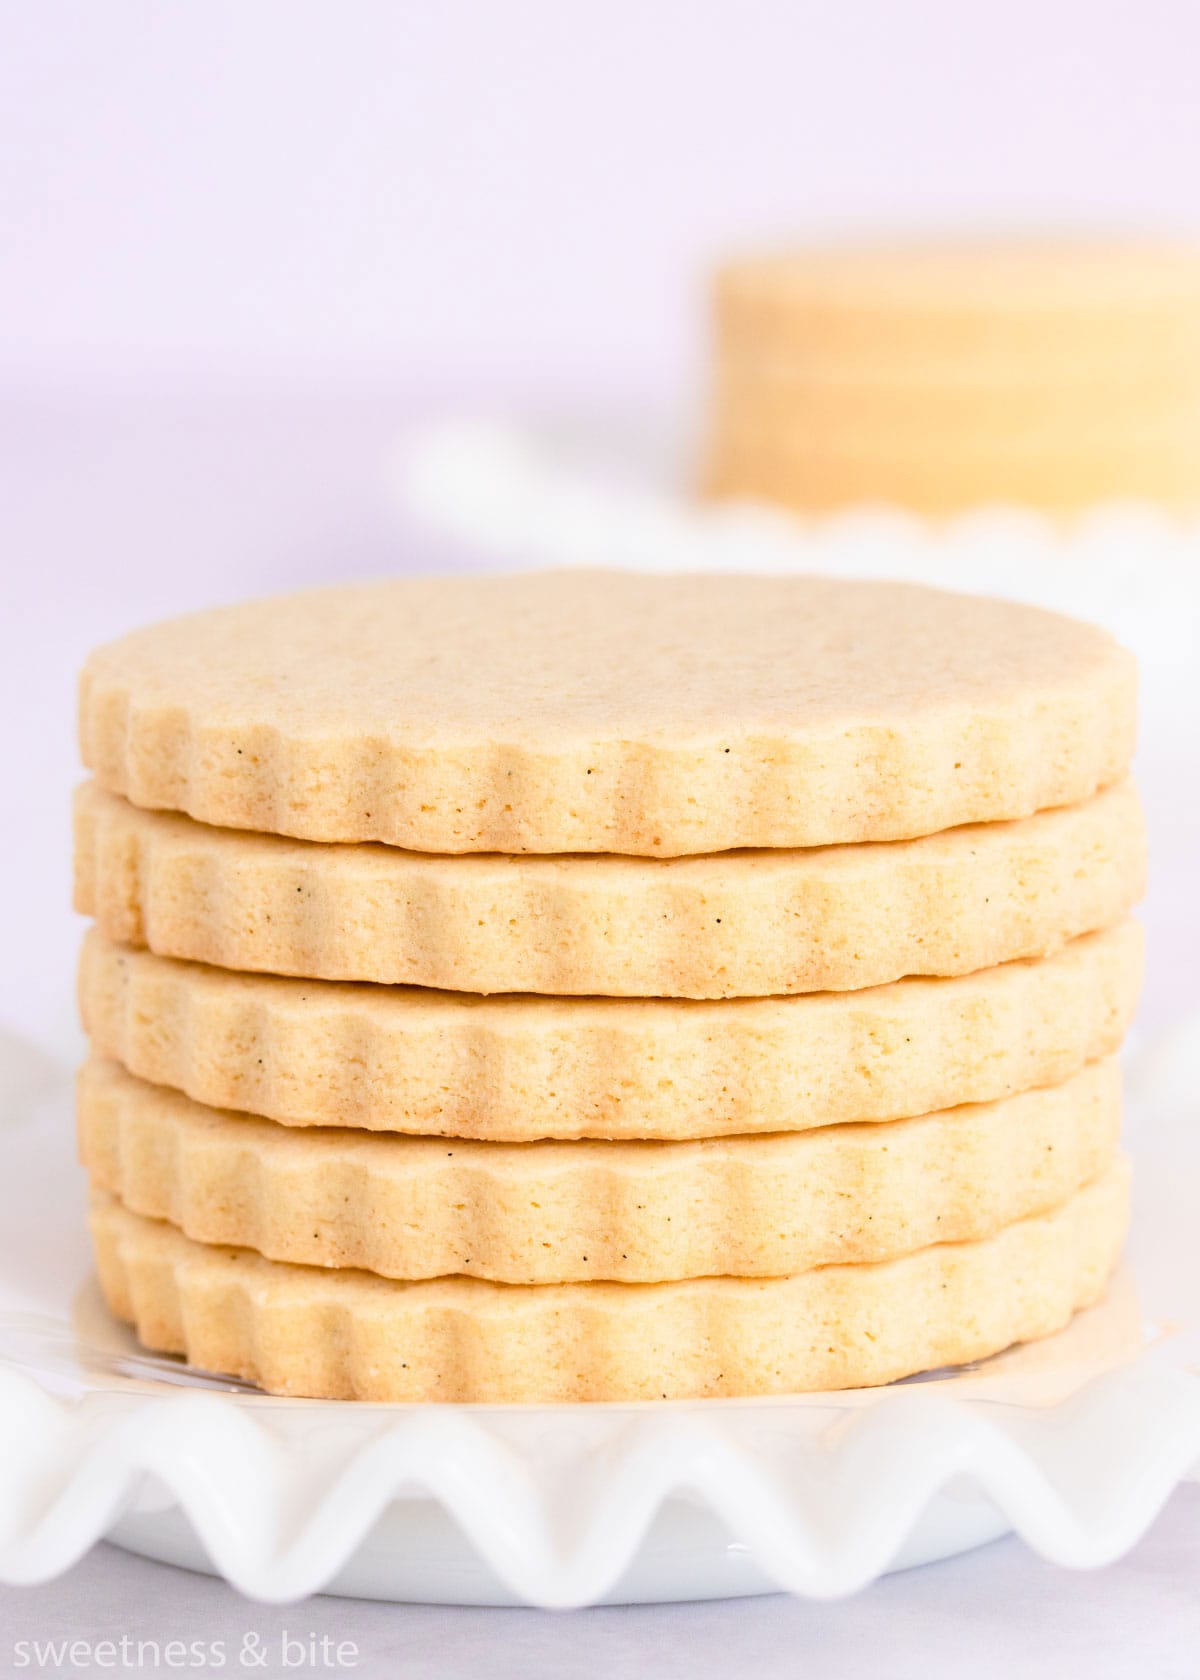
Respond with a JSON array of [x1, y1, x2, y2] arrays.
[[89, 1163, 1129, 1402], [78, 573, 1136, 856], [73, 780, 1145, 998]]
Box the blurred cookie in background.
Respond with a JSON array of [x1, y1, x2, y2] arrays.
[[705, 239, 1200, 516]]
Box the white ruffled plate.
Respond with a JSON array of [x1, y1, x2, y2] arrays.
[[0, 1024, 1197, 1607]]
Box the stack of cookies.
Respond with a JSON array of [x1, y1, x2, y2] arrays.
[[704, 239, 1200, 515], [73, 571, 1145, 1402]]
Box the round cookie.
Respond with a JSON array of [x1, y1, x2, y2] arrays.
[[78, 572, 1136, 856], [714, 240, 1200, 370], [709, 241, 1200, 513], [705, 426, 1200, 517], [78, 923, 1142, 1140], [712, 363, 1200, 441], [73, 780, 1145, 999], [88, 1164, 1130, 1402], [78, 1056, 1121, 1285]]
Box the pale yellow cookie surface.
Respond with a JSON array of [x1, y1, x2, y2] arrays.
[[79, 923, 1141, 1139], [73, 781, 1145, 999], [79, 1056, 1121, 1285], [78, 572, 1136, 856], [89, 1163, 1130, 1401]]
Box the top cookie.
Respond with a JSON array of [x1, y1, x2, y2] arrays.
[[79, 572, 1136, 856]]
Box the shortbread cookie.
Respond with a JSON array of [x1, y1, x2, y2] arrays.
[[78, 572, 1136, 856], [715, 241, 1200, 371], [712, 362, 1200, 436], [88, 1162, 1130, 1401], [709, 242, 1200, 512], [74, 780, 1145, 999], [78, 923, 1142, 1139], [79, 1056, 1121, 1285], [705, 428, 1200, 517]]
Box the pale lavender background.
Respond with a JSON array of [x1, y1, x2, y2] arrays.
[[3, 1, 1200, 389]]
